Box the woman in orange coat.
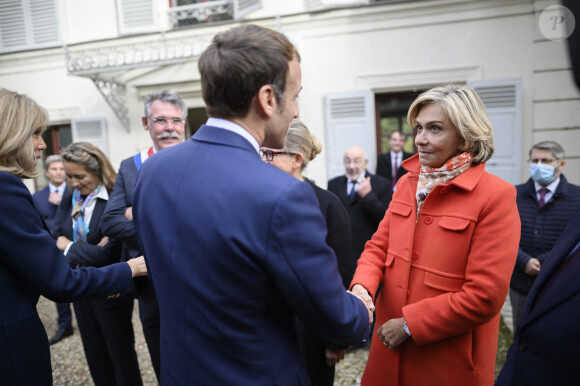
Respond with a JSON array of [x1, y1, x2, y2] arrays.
[[351, 84, 520, 386]]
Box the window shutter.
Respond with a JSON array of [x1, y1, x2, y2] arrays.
[[0, 0, 27, 50], [0, 0, 59, 53], [324, 91, 374, 179], [29, 0, 60, 45], [71, 118, 109, 156], [468, 79, 522, 185], [233, 0, 262, 20], [118, 0, 156, 35]]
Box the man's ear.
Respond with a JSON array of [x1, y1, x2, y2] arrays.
[[256, 85, 277, 118], [558, 160, 566, 171], [142, 117, 149, 130]]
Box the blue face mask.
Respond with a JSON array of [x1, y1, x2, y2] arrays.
[[529, 163, 555, 185]]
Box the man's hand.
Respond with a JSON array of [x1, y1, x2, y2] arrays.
[[48, 192, 63, 206], [524, 257, 541, 276], [350, 284, 375, 325], [56, 236, 71, 251], [124, 207, 133, 222], [325, 348, 345, 366], [376, 317, 409, 350], [356, 176, 372, 198]]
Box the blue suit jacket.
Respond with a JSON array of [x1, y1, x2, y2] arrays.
[[0, 172, 132, 385], [497, 208, 580, 385], [133, 125, 369, 385], [32, 185, 59, 231], [102, 156, 142, 261]]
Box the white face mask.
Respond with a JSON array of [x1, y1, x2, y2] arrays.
[[529, 163, 556, 185]]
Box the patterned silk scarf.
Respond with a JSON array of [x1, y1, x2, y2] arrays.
[[71, 185, 102, 243], [416, 152, 473, 215]]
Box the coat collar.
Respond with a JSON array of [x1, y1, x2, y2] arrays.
[[402, 153, 486, 192], [523, 174, 571, 199], [193, 124, 260, 157]]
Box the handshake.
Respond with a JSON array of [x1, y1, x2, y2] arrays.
[[349, 284, 375, 326]]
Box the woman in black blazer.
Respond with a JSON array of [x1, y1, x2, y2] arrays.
[[260, 119, 356, 386], [0, 89, 145, 385], [52, 142, 142, 386]]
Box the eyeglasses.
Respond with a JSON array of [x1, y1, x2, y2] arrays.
[[344, 158, 364, 165], [260, 149, 295, 161], [150, 117, 185, 126], [527, 158, 558, 165]]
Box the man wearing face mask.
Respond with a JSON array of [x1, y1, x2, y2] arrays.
[[509, 141, 580, 331]]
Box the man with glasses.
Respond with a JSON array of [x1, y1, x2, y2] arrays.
[[328, 146, 392, 263], [102, 89, 187, 381], [509, 140, 580, 331]]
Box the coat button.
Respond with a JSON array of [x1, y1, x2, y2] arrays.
[[518, 343, 527, 352], [440, 187, 449, 194], [424, 216, 433, 224], [412, 251, 419, 260]]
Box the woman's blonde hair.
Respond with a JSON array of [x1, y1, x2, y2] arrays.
[[61, 142, 117, 191], [407, 84, 494, 164], [0, 88, 48, 179], [286, 119, 322, 171]]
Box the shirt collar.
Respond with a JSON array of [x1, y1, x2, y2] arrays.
[[49, 182, 65, 194], [534, 177, 560, 193], [95, 186, 109, 201], [206, 117, 260, 154]]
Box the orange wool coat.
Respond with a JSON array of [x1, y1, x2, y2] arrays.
[[352, 155, 520, 386]]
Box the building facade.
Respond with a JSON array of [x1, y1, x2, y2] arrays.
[[1, 0, 578, 191]]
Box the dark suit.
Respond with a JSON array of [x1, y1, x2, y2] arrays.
[[0, 172, 132, 385], [33, 184, 73, 332], [133, 125, 369, 385], [328, 172, 392, 260], [297, 180, 356, 386], [496, 208, 580, 386], [510, 175, 580, 329], [376, 151, 413, 187], [52, 188, 142, 386], [102, 154, 161, 379], [32, 185, 59, 231]]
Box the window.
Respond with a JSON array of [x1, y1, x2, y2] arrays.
[[0, 0, 60, 53], [169, 0, 261, 28], [35, 124, 72, 190], [374, 91, 422, 155]]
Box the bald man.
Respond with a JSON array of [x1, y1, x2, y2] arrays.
[[328, 146, 392, 262]]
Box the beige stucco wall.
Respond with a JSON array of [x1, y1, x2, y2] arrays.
[[2, 0, 578, 192]]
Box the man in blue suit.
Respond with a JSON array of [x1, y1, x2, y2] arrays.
[[102, 90, 187, 380], [496, 207, 580, 385], [133, 24, 373, 385], [32, 155, 74, 345]]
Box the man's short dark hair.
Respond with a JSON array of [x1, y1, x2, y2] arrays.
[[198, 24, 300, 119]]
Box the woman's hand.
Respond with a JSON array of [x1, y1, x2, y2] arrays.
[[127, 256, 148, 277], [350, 284, 375, 325], [56, 236, 72, 251], [376, 317, 409, 350], [97, 236, 110, 247]]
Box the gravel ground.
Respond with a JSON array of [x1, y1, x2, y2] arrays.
[[38, 295, 510, 384], [37, 296, 368, 385], [37, 296, 157, 386]]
